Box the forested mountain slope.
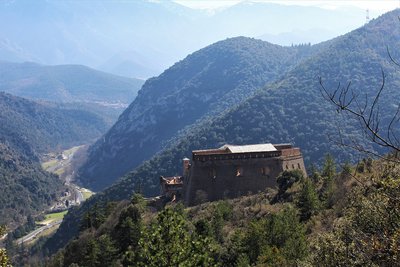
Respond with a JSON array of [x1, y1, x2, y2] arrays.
[[0, 92, 109, 154], [47, 9, 400, 252], [0, 61, 143, 104], [0, 142, 63, 227], [78, 37, 317, 191], [0, 92, 112, 226]]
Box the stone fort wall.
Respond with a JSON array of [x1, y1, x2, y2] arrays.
[[183, 148, 306, 206]]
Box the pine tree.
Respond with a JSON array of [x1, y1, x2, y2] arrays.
[[97, 234, 118, 266], [114, 205, 142, 251], [136, 208, 217, 267], [322, 154, 336, 180], [297, 178, 320, 221], [82, 239, 100, 267], [320, 154, 337, 208]]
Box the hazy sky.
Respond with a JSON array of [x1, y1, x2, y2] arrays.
[[175, 0, 399, 16]]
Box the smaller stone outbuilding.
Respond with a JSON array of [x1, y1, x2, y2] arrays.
[[159, 176, 183, 201]]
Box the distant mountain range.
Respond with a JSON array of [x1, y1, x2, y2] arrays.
[[0, 61, 143, 104], [0, 0, 366, 78]]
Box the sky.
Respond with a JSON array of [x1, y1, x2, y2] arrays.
[[175, 0, 399, 16]]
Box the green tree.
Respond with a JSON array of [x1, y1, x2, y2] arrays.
[[137, 208, 217, 267], [314, 162, 400, 266], [322, 154, 336, 180], [339, 162, 352, 181], [320, 154, 337, 208], [114, 204, 142, 251], [121, 247, 136, 267], [277, 170, 304, 193], [194, 219, 212, 237], [297, 178, 320, 221], [309, 163, 322, 184], [82, 239, 100, 267], [97, 234, 118, 266], [235, 254, 250, 267], [0, 225, 11, 267], [275, 170, 304, 202], [243, 206, 308, 265]]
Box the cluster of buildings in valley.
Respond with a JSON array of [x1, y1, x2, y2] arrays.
[[160, 143, 306, 205]]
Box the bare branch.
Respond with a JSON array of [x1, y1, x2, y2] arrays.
[[319, 72, 400, 153]]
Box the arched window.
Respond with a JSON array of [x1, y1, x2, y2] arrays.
[[235, 166, 243, 177], [209, 168, 217, 179], [261, 167, 270, 176]]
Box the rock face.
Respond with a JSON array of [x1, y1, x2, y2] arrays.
[[78, 37, 314, 191]]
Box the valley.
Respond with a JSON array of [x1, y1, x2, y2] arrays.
[[0, 2, 399, 266], [10, 145, 94, 249], [41, 145, 94, 207]]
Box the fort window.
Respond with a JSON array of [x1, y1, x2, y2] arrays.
[[235, 166, 243, 177], [298, 163, 301, 169], [261, 167, 268, 176], [292, 164, 295, 169], [209, 168, 217, 179], [286, 165, 289, 170]]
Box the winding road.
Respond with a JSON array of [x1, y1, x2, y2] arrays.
[[16, 220, 62, 245]]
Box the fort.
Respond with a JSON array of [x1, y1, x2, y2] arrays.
[[160, 143, 306, 206]]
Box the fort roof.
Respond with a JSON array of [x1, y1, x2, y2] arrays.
[[192, 143, 291, 156]]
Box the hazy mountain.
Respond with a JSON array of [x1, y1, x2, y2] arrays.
[[0, 0, 368, 78], [78, 37, 317, 191], [0, 0, 197, 77], [0, 61, 143, 104], [258, 28, 338, 46]]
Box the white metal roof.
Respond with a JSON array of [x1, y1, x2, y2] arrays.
[[220, 144, 277, 153]]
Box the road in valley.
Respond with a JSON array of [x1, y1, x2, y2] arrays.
[[16, 220, 62, 245], [15, 145, 92, 246]]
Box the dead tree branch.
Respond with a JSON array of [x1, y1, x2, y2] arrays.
[[319, 69, 400, 156]]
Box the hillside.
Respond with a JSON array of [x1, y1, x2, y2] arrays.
[[78, 37, 317, 191], [105, 9, 400, 196], [0, 61, 143, 104], [0, 91, 122, 227], [0, 92, 109, 154], [46, 10, 400, 252], [0, 142, 63, 227], [44, 157, 400, 267]]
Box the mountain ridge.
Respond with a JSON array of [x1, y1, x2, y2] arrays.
[[78, 37, 318, 191], [0, 61, 144, 104], [0, 0, 367, 78]]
